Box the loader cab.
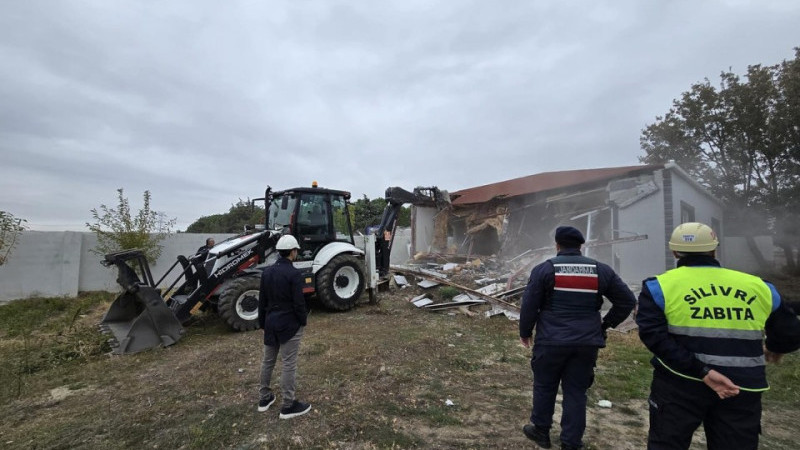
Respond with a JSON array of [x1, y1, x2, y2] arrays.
[[267, 186, 355, 262]]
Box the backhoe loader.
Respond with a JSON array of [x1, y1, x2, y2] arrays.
[[100, 183, 378, 354]]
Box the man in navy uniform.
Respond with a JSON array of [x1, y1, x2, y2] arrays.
[[520, 226, 636, 449], [257, 234, 312, 419]]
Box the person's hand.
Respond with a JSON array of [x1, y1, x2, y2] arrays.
[[520, 336, 532, 349], [765, 349, 784, 364], [703, 369, 740, 399]]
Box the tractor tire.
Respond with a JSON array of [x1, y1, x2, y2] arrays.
[[217, 276, 261, 331], [316, 254, 366, 311]]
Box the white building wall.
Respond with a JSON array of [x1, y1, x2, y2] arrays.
[[669, 174, 724, 236], [669, 170, 725, 262], [411, 207, 438, 256], [614, 171, 667, 285]]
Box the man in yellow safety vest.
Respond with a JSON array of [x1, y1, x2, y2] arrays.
[[637, 222, 800, 449]]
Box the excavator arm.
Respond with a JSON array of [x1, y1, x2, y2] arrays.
[[375, 186, 449, 276]]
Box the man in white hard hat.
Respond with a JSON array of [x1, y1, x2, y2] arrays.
[[637, 222, 800, 449], [257, 234, 312, 419]]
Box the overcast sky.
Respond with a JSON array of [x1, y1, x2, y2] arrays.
[[1, 1, 798, 231]]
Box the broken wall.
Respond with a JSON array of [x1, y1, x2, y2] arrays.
[[410, 165, 728, 286], [500, 184, 616, 265], [411, 206, 439, 256]]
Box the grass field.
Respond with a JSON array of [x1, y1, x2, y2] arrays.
[[1, 288, 798, 449]]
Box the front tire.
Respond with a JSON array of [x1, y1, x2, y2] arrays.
[[316, 254, 365, 311], [217, 276, 261, 331]]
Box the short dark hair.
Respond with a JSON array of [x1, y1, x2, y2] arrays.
[[278, 249, 293, 258], [206, 237, 214, 246]]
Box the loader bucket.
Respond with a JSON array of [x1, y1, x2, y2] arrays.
[[100, 285, 185, 355], [99, 248, 185, 354]]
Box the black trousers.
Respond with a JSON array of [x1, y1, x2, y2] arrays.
[[531, 345, 598, 448], [647, 371, 761, 450]]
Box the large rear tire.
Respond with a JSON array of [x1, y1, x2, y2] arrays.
[[217, 276, 261, 331], [316, 254, 365, 311]]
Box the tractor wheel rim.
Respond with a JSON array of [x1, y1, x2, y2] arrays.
[[333, 266, 359, 299], [236, 289, 260, 321]]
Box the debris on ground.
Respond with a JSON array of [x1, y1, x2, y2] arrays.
[[390, 250, 534, 320], [389, 250, 637, 329]]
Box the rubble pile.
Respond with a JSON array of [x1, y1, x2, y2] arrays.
[[387, 250, 546, 320], [387, 250, 639, 334]]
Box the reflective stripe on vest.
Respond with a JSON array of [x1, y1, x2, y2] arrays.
[[651, 266, 776, 390]]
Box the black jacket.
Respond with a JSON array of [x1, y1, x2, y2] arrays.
[[257, 257, 307, 346], [637, 254, 800, 381], [519, 248, 636, 346]]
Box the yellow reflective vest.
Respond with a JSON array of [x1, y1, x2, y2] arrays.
[[647, 265, 778, 391]]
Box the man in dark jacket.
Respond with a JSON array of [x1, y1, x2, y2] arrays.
[[196, 237, 215, 257], [257, 234, 312, 419], [637, 222, 800, 449], [520, 226, 636, 449]]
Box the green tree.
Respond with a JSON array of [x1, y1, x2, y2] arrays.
[[0, 211, 26, 266], [86, 189, 176, 262], [350, 195, 410, 233], [185, 200, 265, 233], [396, 204, 411, 228], [352, 195, 385, 232], [640, 48, 800, 272]]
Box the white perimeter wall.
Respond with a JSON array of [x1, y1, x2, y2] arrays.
[[0, 230, 411, 302]]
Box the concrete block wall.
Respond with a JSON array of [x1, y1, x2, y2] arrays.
[[0, 229, 412, 302]]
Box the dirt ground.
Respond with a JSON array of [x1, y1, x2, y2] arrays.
[[1, 278, 799, 449]]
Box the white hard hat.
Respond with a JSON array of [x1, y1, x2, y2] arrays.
[[276, 235, 301, 250], [669, 222, 719, 252]]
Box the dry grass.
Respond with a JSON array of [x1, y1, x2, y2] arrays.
[[0, 287, 798, 449]]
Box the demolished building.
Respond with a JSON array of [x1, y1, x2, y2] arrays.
[[409, 162, 725, 285]]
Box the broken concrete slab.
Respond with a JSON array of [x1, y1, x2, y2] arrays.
[[410, 294, 434, 307], [417, 279, 440, 289], [474, 277, 496, 285], [475, 283, 505, 296], [452, 293, 482, 302], [413, 298, 434, 307], [502, 310, 520, 320], [442, 262, 459, 272], [393, 275, 410, 286], [424, 299, 486, 310], [484, 307, 520, 321], [419, 268, 448, 278]]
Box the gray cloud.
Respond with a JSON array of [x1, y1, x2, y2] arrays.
[[1, 0, 798, 230]]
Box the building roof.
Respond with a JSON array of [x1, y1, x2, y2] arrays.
[[450, 164, 665, 205]]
